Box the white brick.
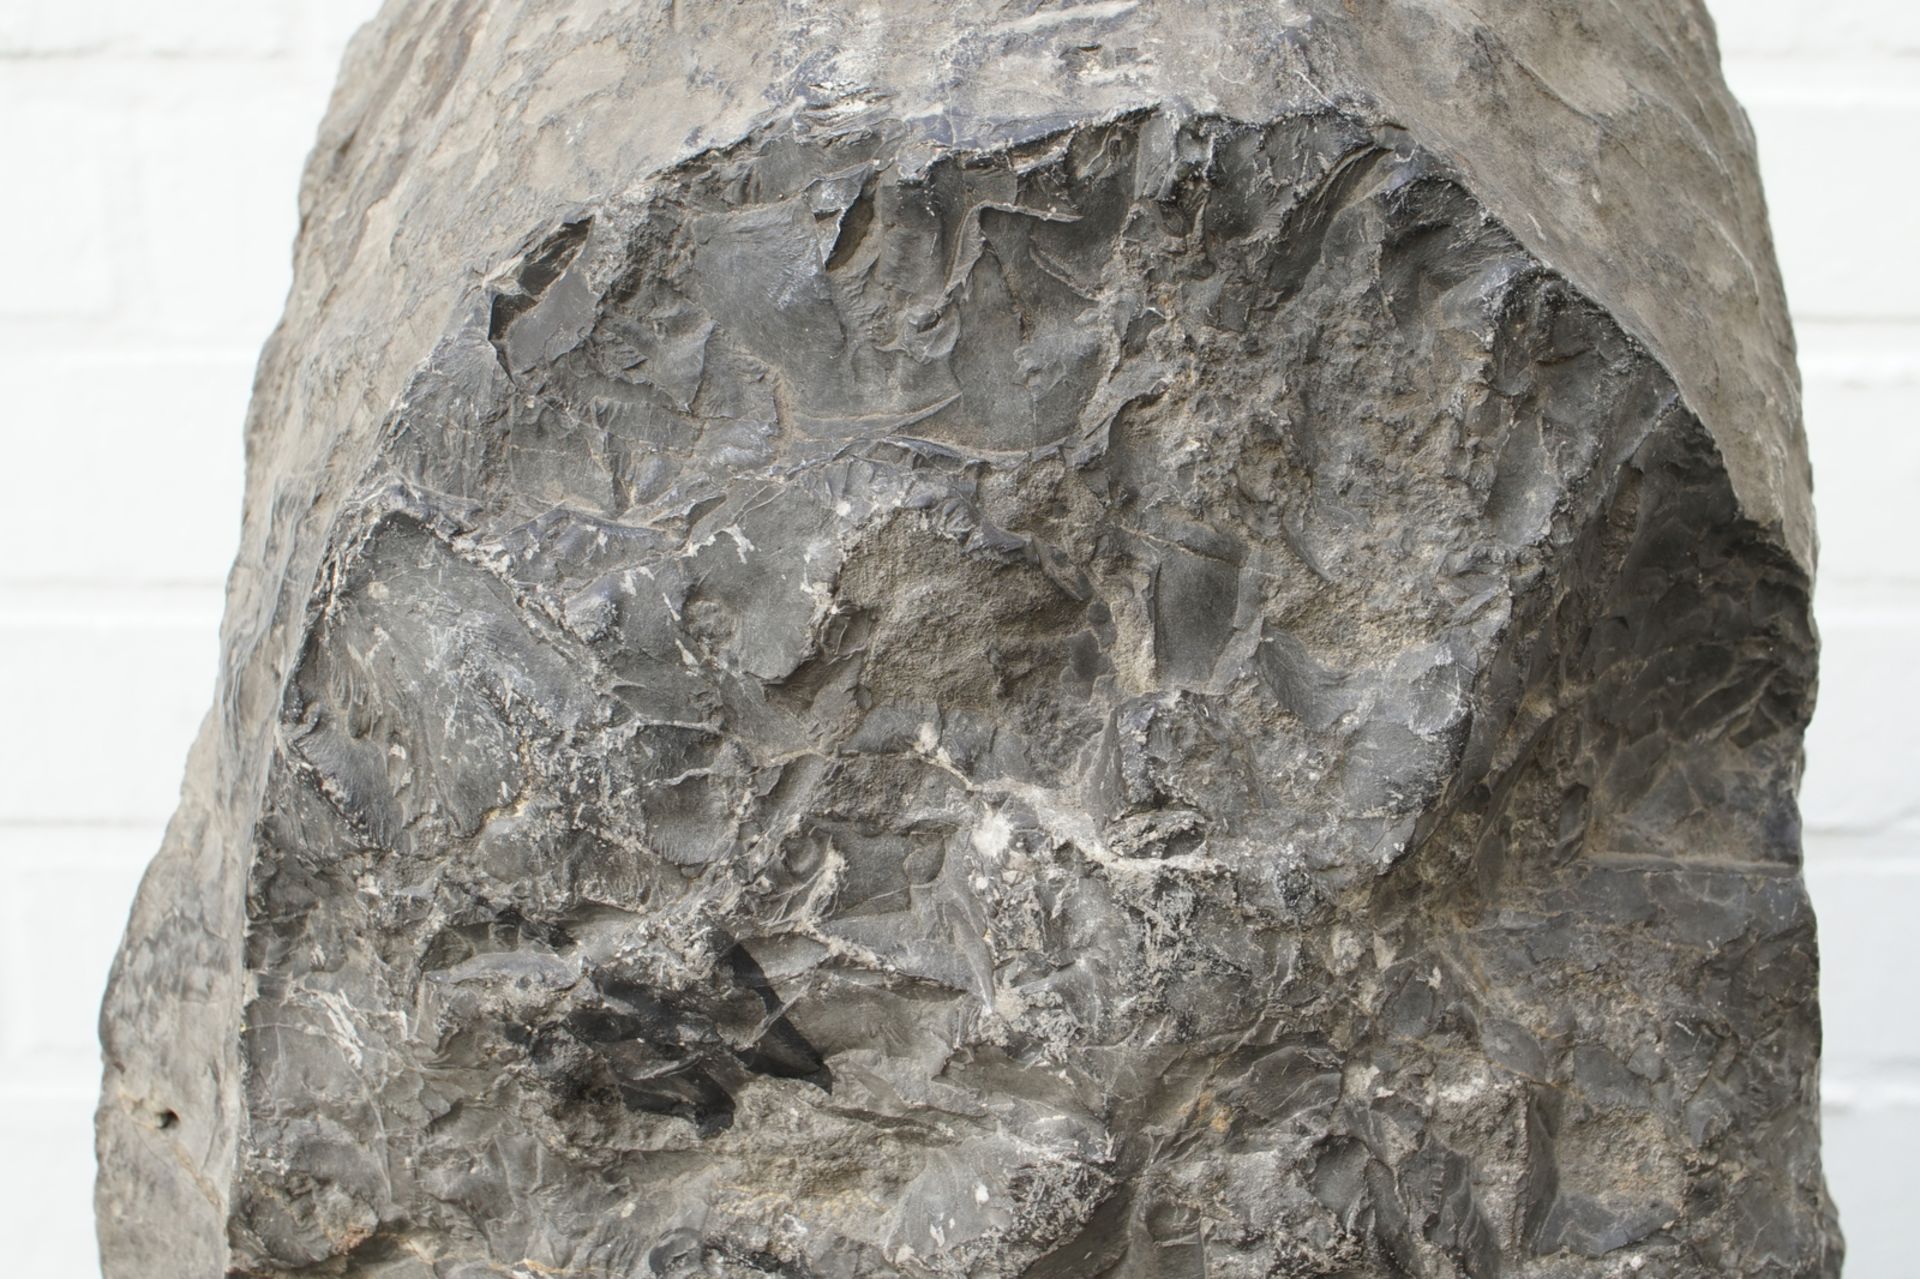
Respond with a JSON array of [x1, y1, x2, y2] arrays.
[[0, 1, 117, 54], [0, 827, 156, 1069], [0, 351, 249, 587], [1801, 611, 1920, 832], [1805, 827, 1920, 862], [130, 93, 322, 343], [1727, 62, 1920, 320], [0, 1090, 104, 1274], [0, 0, 294, 57], [0, 607, 218, 824], [1713, 0, 1920, 57], [106, 0, 294, 58], [0, 115, 119, 319], [1804, 860, 1920, 1074], [1797, 320, 1920, 386], [1805, 373, 1920, 591], [1819, 1096, 1920, 1279]]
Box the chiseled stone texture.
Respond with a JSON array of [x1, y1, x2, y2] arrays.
[[97, 2, 1838, 1276]]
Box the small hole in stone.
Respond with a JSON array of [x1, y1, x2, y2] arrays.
[[156, 1109, 179, 1131]]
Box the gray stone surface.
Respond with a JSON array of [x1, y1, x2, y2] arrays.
[[96, 2, 1838, 1276]]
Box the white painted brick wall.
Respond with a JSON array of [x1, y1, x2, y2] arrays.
[[0, 1, 1910, 1272]]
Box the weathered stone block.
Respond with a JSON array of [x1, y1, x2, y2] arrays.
[[97, 3, 1838, 1275]]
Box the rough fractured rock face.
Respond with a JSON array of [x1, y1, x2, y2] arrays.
[[98, 5, 1837, 1279]]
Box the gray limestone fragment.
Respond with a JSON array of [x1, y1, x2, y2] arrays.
[[96, 2, 1840, 1276]]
